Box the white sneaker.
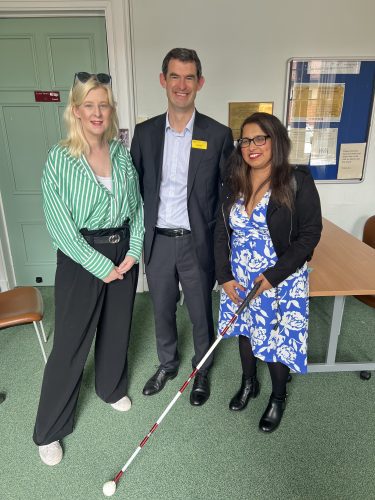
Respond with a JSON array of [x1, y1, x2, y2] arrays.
[[38, 440, 63, 466], [110, 395, 132, 412]]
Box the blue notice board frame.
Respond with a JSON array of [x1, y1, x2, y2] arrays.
[[284, 58, 375, 182]]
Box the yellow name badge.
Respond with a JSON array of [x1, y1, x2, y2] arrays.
[[192, 140, 207, 150]]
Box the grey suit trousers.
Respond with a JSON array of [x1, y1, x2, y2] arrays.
[[146, 232, 215, 373]]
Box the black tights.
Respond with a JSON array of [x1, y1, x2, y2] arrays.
[[238, 335, 289, 398]]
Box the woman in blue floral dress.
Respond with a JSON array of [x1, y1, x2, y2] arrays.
[[215, 113, 322, 432]]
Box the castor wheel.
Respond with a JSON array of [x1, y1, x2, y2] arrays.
[[360, 371, 371, 380], [287, 374, 292, 383]]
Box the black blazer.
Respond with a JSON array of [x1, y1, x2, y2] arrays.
[[214, 166, 322, 287], [130, 111, 234, 272]]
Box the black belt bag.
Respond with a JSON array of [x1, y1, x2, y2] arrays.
[[80, 223, 129, 245]]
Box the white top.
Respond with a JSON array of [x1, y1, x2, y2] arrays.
[[95, 174, 113, 193]]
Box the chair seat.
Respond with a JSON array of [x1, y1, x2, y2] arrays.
[[0, 287, 44, 329]]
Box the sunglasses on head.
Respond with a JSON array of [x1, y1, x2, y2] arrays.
[[73, 72, 112, 86]]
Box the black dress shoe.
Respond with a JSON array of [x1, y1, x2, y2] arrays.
[[190, 373, 210, 406], [259, 393, 287, 433], [229, 375, 260, 411], [0, 392, 6, 404], [142, 368, 178, 396]]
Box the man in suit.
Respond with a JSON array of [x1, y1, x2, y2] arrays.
[[131, 48, 233, 406]]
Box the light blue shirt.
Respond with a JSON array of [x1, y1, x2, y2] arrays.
[[156, 111, 195, 230]]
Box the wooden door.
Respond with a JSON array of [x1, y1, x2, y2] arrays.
[[0, 17, 109, 285]]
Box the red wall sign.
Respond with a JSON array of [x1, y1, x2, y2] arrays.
[[34, 91, 60, 102]]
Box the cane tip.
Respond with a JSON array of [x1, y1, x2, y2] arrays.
[[103, 480, 117, 496]]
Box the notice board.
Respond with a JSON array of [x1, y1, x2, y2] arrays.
[[284, 58, 375, 182]]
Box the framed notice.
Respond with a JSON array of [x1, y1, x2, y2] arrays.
[[229, 102, 273, 141], [284, 58, 375, 182]]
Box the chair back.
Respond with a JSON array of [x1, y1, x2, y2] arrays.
[[354, 215, 375, 308], [363, 215, 375, 250]]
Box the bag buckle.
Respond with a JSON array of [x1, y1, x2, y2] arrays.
[[109, 234, 121, 244]]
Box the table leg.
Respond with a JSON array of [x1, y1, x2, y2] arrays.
[[309, 295, 375, 372], [325, 296, 345, 364]]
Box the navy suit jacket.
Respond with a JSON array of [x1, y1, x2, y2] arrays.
[[130, 110, 234, 273]]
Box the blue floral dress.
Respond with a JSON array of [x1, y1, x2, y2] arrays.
[[218, 191, 309, 373]]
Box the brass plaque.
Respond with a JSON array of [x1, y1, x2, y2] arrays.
[[229, 102, 273, 140]]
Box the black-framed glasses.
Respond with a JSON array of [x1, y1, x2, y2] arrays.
[[238, 135, 270, 148], [73, 72, 112, 86]]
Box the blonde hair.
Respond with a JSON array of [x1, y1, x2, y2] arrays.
[[60, 76, 119, 157]]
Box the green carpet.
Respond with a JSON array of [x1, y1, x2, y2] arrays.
[[0, 289, 374, 500]]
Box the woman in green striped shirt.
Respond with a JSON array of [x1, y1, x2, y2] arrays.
[[33, 72, 144, 467]]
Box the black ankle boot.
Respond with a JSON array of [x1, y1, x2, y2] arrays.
[[229, 375, 260, 411], [259, 393, 286, 432]]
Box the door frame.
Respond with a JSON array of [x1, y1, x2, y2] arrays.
[[0, 0, 141, 290]]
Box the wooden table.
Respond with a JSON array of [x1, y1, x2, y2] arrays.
[[308, 218, 375, 372]]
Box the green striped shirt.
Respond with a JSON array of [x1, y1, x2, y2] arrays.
[[42, 140, 144, 280]]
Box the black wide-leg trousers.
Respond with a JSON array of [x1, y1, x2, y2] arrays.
[[33, 237, 138, 446]]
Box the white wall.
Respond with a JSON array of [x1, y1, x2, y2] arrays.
[[0, 0, 373, 288], [130, 0, 375, 237]]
